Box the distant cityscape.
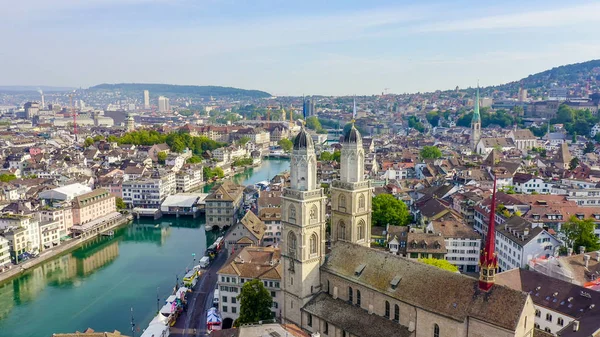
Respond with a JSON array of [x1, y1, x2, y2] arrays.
[[1, 59, 600, 337]]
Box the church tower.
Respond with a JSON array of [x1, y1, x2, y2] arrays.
[[281, 127, 326, 325], [331, 124, 372, 247], [471, 86, 482, 151], [479, 174, 498, 291], [126, 113, 135, 132]]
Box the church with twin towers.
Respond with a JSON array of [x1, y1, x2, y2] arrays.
[[279, 123, 535, 337]]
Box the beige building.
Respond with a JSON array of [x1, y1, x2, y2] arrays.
[[205, 181, 244, 229], [39, 219, 62, 250], [508, 129, 537, 151], [223, 210, 265, 253], [216, 246, 282, 327], [39, 206, 73, 238], [281, 125, 536, 337], [0, 236, 10, 269], [72, 189, 116, 226]]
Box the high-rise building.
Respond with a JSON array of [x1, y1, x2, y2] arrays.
[[158, 96, 170, 113], [471, 87, 481, 151], [125, 113, 135, 132], [24, 102, 40, 120], [143, 90, 150, 109], [302, 97, 315, 118]]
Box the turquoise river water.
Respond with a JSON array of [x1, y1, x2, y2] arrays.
[[0, 159, 289, 337]]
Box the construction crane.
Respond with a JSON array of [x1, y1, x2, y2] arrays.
[[69, 90, 77, 136]]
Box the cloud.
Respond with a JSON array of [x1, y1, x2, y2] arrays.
[[415, 3, 600, 32]]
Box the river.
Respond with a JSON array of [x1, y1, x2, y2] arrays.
[[0, 159, 289, 337]]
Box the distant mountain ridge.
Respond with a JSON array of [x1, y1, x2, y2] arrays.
[[89, 83, 271, 99], [0, 85, 76, 92]]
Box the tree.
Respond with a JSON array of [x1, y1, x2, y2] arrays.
[[419, 258, 459, 272], [332, 150, 341, 162], [584, 142, 595, 154], [278, 139, 293, 152], [560, 216, 600, 253], [238, 136, 251, 146], [0, 174, 17, 183], [569, 157, 580, 171], [426, 110, 440, 127], [213, 167, 225, 179], [420, 146, 442, 159], [93, 135, 105, 142], [203, 166, 215, 181], [235, 279, 273, 326], [320, 151, 333, 161], [157, 152, 167, 165], [372, 194, 410, 227], [306, 116, 322, 131], [187, 155, 202, 164], [115, 197, 126, 210], [84, 137, 94, 147]]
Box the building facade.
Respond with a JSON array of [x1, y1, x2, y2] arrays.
[[205, 181, 244, 229], [72, 189, 117, 226]]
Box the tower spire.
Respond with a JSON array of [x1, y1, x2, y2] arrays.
[[479, 172, 498, 291], [352, 96, 357, 123]]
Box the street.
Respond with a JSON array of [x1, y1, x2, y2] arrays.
[[170, 249, 229, 337]]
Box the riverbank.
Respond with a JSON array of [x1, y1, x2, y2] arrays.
[[0, 213, 133, 285]]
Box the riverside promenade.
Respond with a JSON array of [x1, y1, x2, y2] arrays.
[[0, 213, 133, 284]]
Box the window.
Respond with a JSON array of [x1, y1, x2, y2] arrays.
[[433, 324, 440, 337], [544, 327, 551, 333], [222, 296, 227, 303], [307, 314, 312, 327], [385, 301, 390, 318], [357, 219, 365, 241], [231, 297, 236, 304], [310, 233, 318, 255], [546, 313, 552, 322], [534, 323, 540, 329], [271, 291, 276, 297], [288, 232, 297, 258], [357, 290, 361, 306], [359, 194, 366, 210], [288, 205, 296, 222], [232, 307, 237, 314], [338, 220, 346, 240], [223, 306, 228, 312], [558, 317, 564, 326], [339, 194, 346, 211], [348, 287, 353, 303], [394, 304, 399, 322], [535, 309, 540, 317], [324, 322, 329, 335]]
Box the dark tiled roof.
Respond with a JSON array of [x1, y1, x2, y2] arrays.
[[293, 128, 313, 150], [303, 293, 412, 337], [497, 216, 544, 247], [322, 242, 529, 331]]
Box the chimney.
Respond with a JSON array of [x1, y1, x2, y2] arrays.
[[333, 286, 338, 299], [584, 254, 591, 268], [573, 320, 580, 332], [580, 246, 586, 255], [523, 229, 529, 236], [596, 251, 600, 262]]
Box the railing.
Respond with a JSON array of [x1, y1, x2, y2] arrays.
[[331, 180, 371, 190]]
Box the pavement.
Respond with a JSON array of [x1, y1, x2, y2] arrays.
[[170, 248, 229, 337]]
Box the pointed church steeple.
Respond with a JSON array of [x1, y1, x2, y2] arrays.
[[471, 85, 482, 152], [479, 173, 498, 291]]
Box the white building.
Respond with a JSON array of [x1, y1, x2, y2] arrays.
[[39, 206, 73, 238], [0, 214, 40, 253], [122, 171, 176, 209], [175, 166, 203, 193], [212, 146, 247, 163], [512, 173, 553, 194], [216, 246, 282, 326], [496, 217, 561, 272], [0, 236, 10, 269], [475, 137, 516, 155], [508, 129, 537, 151], [497, 268, 600, 336], [158, 96, 170, 113], [565, 188, 600, 206], [39, 183, 93, 202], [143, 90, 150, 109]]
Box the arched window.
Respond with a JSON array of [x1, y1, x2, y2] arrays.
[[310, 205, 318, 222], [546, 313, 552, 322], [544, 327, 551, 333], [324, 322, 328, 334], [394, 304, 399, 322], [288, 232, 297, 258], [288, 205, 296, 223], [433, 324, 440, 337], [310, 233, 318, 256], [339, 194, 346, 211], [359, 194, 366, 210], [356, 290, 361, 306], [557, 317, 564, 326], [338, 220, 346, 241], [535, 309, 540, 317], [348, 286, 353, 303], [357, 219, 365, 241]]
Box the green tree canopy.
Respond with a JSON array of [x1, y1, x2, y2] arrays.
[[278, 139, 293, 152], [560, 216, 600, 253], [584, 142, 595, 154], [569, 157, 580, 171], [306, 116, 323, 132], [235, 279, 273, 327], [419, 258, 459, 272], [84, 137, 94, 147], [0, 174, 17, 183], [187, 155, 203, 164], [320, 151, 333, 161], [115, 197, 126, 210], [420, 146, 442, 159], [372, 194, 410, 227], [157, 152, 167, 164], [426, 110, 440, 126], [238, 136, 251, 146]]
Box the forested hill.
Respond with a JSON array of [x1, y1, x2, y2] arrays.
[[483, 59, 600, 98], [89, 83, 271, 99]]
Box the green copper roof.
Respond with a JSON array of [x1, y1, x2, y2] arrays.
[[472, 87, 481, 123]]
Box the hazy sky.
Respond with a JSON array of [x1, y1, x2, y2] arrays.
[[2, 0, 600, 96]]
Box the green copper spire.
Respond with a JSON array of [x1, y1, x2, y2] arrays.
[[472, 85, 481, 123]]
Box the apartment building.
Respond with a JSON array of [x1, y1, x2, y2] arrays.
[[176, 166, 203, 193], [513, 173, 553, 194], [39, 205, 73, 238], [0, 214, 40, 253], [205, 181, 244, 229], [0, 236, 11, 269], [122, 170, 176, 209], [216, 246, 282, 326], [72, 189, 117, 226], [258, 207, 282, 245], [39, 219, 62, 250], [495, 216, 561, 272], [565, 188, 600, 206], [427, 212, 481, 273]]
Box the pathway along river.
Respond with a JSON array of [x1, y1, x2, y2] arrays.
[[0, 159, 289, 337]]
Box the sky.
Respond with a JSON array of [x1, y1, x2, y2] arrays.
[[2, 0, 600, 96]]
